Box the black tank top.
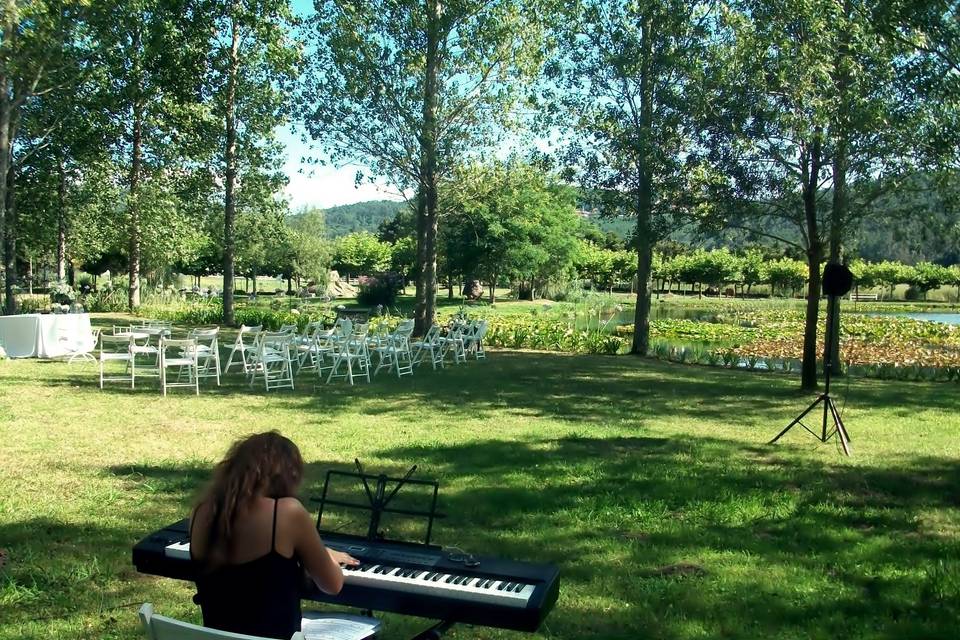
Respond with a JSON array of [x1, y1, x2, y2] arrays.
[[193, 500, 302, 639]]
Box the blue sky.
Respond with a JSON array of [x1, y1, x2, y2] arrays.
[[281, 0, 401, 210], [277, 125, 402, 211]]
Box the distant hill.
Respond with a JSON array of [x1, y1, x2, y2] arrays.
[[322, 200, 407, 238]]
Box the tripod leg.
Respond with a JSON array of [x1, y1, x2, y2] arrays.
[[827, 398, 852, 456], [770, 395, 825, 444], [822, 392, 830, 442]]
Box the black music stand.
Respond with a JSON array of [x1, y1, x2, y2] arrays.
[[315, 459, 443, 544], [314, 460, 453, 640], [769, 263, 853, 456]]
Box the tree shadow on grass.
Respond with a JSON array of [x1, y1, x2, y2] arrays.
[[369, 434, 960, 639]]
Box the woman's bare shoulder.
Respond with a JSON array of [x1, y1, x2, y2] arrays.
[[276, 496, 310, 520]]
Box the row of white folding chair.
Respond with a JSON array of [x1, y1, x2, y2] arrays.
[[409, 320, 487, 369], [99, 333, 200, 395]]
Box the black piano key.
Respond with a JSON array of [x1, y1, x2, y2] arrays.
[[444, 575, 455, 583], [514, 583, 525, 592], [478, 579, 490, 588], [497, 582, 507, 590], [431, 573, 443, 581]]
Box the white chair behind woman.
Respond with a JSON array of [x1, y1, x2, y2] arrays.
[[139, 603, 305, 640]]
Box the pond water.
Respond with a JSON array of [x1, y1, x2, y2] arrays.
[[872, 312, 960, 326]]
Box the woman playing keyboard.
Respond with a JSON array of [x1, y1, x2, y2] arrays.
[[189, 431, 359, 639]]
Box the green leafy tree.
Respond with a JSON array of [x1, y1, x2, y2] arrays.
[[908, 261, 952, 299], [332, 232, 392, 278], [285, 208, 331, 290], [206, 0, 299, 323], [0, 0, 93, 312], [766, 258, 808, 297], [441, 161, 581, 303], [91, 0, 215, 309], [695, 0, 918, 389], [301, 0, 549, 333], [739, 249, 768, 296], [543, 0, 714, 354]]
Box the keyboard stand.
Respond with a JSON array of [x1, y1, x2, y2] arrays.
[[411, 619, 455, 640]]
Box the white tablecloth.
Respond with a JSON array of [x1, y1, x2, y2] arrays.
[[0, 313, 94, 359]]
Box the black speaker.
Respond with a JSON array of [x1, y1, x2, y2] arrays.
[[822, 262, 854, 297]]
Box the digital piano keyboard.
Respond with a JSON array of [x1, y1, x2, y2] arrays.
[[132, 519, 560, 632]]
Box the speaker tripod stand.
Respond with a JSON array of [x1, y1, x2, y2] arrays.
[[769, 293, 852, 456]]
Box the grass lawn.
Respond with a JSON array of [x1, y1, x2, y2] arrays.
[[1, 340, 959, 639]]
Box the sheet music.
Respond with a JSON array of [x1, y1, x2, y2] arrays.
[[301, 613, 381, 640]]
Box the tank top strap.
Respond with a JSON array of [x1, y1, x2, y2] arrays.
[[271, 499, 279, 553]]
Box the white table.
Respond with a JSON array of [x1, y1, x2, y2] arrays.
[[0, 313, 94, 359]]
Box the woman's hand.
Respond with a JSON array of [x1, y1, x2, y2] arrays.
[[328, 549, 360, 567]]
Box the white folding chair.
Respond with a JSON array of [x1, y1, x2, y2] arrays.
[[249, 332, 295, 391], [294, 321, 326, 373], [160, 337, 199, 396], [411, 325, 445, 369], [187, 327, 221, 385], [462, 320, 488, 360], [438, 323, 467, 365], [139, 603, 305, 640], [326, 325, 371, 385], [278, 323, 299, 334], [223, 325, 261, 374], [99, 333, 135, 389], [372, 321, 415, 378]]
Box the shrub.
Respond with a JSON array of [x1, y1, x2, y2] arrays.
[[357, 272, 404, 307], [17, 294, 48, 313], [85, 287, 128, 312], [49, 282, 76, 305]]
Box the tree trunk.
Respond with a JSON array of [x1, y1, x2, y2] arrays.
[[286, 275, 292, 294], [630, 14, 654, 356], [447, 274, 453, 299], [127, 27, 144, 311], [413, 0, 440, 336], [26, 254, 32, 294], [824, 0, 850, 376], [252, 272, 257, 294], [0, 0, 14, 315], [800, 138, 825, 391], [57, 154, 67, 281], [3, 159, 16, 314], [489, 277, 496, 304], [222, 11, 240, 325], [802, 247, 823, 390]]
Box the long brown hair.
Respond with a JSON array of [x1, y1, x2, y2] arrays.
[[196, 431, 304, 563]]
